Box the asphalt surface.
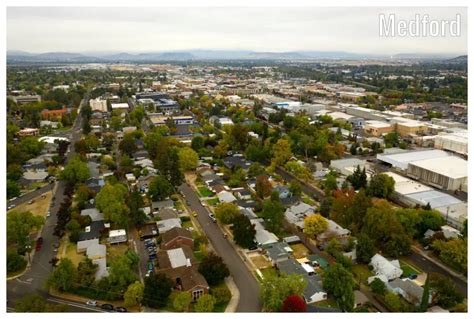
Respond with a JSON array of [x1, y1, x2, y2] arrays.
[[6, 98, 102, 313], [7, 183, 55, 209], [179, 183, 262, 312], [275, 166, 468, 297]]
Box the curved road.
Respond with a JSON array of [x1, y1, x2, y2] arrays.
[[179, 184, 261, 312]]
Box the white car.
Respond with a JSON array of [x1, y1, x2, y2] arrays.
[[46, 211, 51, 217], [7, 204, 16, 210], [86, 300, 97, 306]]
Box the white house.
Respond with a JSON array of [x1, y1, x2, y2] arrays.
[[369, 254, 403, 281], [108, 229, 128, 244], [217, 191, 237, 203]]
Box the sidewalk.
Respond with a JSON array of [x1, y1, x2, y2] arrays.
[[224, 277, 240, 312]]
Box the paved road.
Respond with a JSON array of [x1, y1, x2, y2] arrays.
[[179, 183, 261, 312], [7, 97, 90, 312], [7, 183, 55, 208], [275, 167, 468, 297]]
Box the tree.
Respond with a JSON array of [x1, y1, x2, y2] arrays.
[[323, 263, 354, 312], [178, 147, 199, 172], [48, 258, 77, 292], [214, 202, 240, 224], [356, 234, 375, 264], [323, 173, 338, 191], [367, 174, 395, 198], [173, 291, 192, 312], [346, 165, 367, 190], [232, 214, 256, 249], [7, 249, 27, 273], [271, 138, 293, 168], [430, 273, 464, 308], [15, 294, 68, 312], [95, 183, 131, 228], [262, 197, 285, 233], [128, 186, 146, 227], [417, 209, 444, 237], [248, 162, 265, 177], [7, 179, 21, 199], [198, 252, 230, 286], [142, 273, 174, 308], [210, 286, 231, 305], [419, 273, 430, 312], [108, 253, 139, 291], [304, 214, 328, 239], [191, 136, 205, 152], [7, 211, 44, 249], [119, 133, 138, 156], [370, 278, 387, 295], [281, 295, 307, 312], [255, 175, 272, 199], [432, 238, 467, 274], [19, 137, 44, 158], [384, 291, 403, 311], [148, 175, 174, 201], [124, 281, 144, 307], [194, 294, 216, 312], [76, 258, 98, 287], [289, 180, 302, 197], [60, 156, 90, 186], [260, 273, 307, 312]]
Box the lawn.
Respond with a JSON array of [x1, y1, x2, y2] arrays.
[[206, 198, 220, 206], [59, 239, 85, 267], [399, 260, 421, 277], [107, 243, 130, 261], [290, 243, 310, 259], [260, 267, 278, 279], [352, 264, 374, 285], [198, 187, 214, 197], [312, 298, 339, 309], [182, 220, 194, 230]]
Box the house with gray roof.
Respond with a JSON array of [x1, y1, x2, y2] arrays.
[[266, 242, 293, 265], [152, 199, 174, 212], [80, 208, 104, 222], [86, 243, 107, 260], [285, 202, 315, 229], [157, 218, 182, 234], [388, 278, 432, 306]]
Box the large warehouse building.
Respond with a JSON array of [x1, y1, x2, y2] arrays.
[[376, 149, 451, 171], [434, 130, 468, 156], [407, 156, 467, 192]]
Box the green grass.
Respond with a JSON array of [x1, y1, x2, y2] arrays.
[[312, 298, 339, 309], [182, 220, 193, 229], [260, 267, 278, 279], [194, 251, 205, 262], [352, 264, 374, 285], [198, 187, 214, 197], [400, 260, 421, 277], [206, 198, 220, 206]]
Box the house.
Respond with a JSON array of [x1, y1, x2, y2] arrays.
[[41, 107, 67, 120], [152, 199, 174, 212], [156, 218, 182, 234], [170, 267, 210, 300], [139, 223, 159, 240], [285, 202, 315, 229], [79, 221, 105, 241], [85, 177, 105, 193], [441, 225, 462, 239], [80, 208, 104, 222], [217, 191, 237, 203], [239, 207, 258, 220], [161, 227, 194, 250], [156, 208, 179, 220], [125, 173, 136, 183], [250, 219, 278, 247], [76, 238, 99, 253], [21, 170, 48, 183], [86, 243, 107, 260], [388, 278, 432, 306], [280, 196, 301, 207], [233, 188, 252, 200], [223, 155, 253, 170], [274, 185, 291, 199], [317, 219, 351, 241], [157, 246, 196, 270], [266, 242, 293, 265], [92, 258, 109, 280], [108, 229, 128, 244], [369, 254, 403, 281]]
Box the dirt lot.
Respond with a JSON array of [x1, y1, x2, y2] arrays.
[[290, 243, 310, 259], [58, 237, 86, 267], [9, 191, 52, 217], [250, 255, 272, 269]]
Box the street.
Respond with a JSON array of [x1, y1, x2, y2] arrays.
[[179, 183, 262, 312], [6, 97, 94, 311]]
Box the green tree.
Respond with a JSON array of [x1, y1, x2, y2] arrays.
[[419, 273, 430, 312], [260, 273, 307, 312], [232, 214, 256, 249], [367, 174, 395, 198], [210, 286, 231, 305], [346, 165, 367, 190], [194, 294, 216, 312], [191, 136, 205, 152], [178, 147, 199, 172], [108, 253, 139, 291], [198, 252, 230, 286], [95, 183, 131, 228], [430, 273, 464, 308], [370, 278, 387, 295], [356, 233, 375, 264], [60, 156, 90, 186], [304, 214, 328, 239], [256, 175, 272, 199], [76, 258, 98, 287], [289, 179, 302, 197], [7, 249, 27, 273], [262, 197, 285, 233], [124, 281, 144, 307], [7, 179, 21, 199], [147, 175, 174, 201], [48, 258, 77, 292], [128, 186, 146, 227], [432, 238, 467, 274], [173, 291, 192, 312], [119, 133, 138, 156], [19, 137, 44, 158], [271, 138, 293, 168], [323, 263, 354, 312], [142, 273, 174, 308], [384, 291, 403, 311], [214, 202, 240, 224], [7, 211, 44, 249]]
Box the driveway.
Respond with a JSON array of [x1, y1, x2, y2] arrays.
[[179, 183, 261, 312]]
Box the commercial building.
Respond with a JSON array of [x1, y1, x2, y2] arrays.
[[434, 131, 468, 156], [9, 95, 41, 104], [377, 149, 451, 171], [407, 156, 467, 192], [89, 98, 108, 112], [111, 103, 129, 110], [364, 120, 394, 137]]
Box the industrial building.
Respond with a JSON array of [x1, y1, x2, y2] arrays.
[[377, 149, 451, 171], [89, 98, 108, 112], [434, 130, 468, 156]]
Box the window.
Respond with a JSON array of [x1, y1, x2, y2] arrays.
[[192, 289, 204, 301]]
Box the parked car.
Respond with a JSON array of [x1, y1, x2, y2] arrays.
[[147, 261, 154, 271], [115, 307, 127, 312], [192, 211, 198, 217], [7, 204, 16, 210], [208, 213, 217, 223], [101, 304, 114, 311], [41, 194, 46, 199], [86, 300, 97, 306], [27, 200, 35, 205], [37, 237, 43, 245], [46, 211, 51, 218]]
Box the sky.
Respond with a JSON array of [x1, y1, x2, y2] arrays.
[[7, 7, 468, 55]]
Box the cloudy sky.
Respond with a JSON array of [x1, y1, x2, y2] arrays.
[[7, 7, 467, 55]]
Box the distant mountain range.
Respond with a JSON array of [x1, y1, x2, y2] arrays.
[[6, 50, 465, 63]]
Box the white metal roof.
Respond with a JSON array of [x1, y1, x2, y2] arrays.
[[377, 149, 450, 170], [409, 156, 467, 179], [167, 248, 187, 268]]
